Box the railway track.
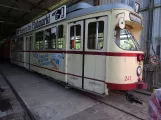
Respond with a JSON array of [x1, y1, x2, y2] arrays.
[[83, 90, 149, 120], [134, 90, 152, 96], [0, 71, 35, 120]]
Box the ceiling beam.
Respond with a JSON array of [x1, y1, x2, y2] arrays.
[[2, 0, 19, 18], [0, 21, 20, 25], [14, 0, 51, 22], [0, 16, 21, 25], [0, 4, 30, 12], [20, 0, 50, 12], [12, 0, 22, 9]]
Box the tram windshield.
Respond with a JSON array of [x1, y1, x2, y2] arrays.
[[115, 27, 140, 51]]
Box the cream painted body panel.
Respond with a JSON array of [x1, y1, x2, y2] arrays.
[[107, 55, 143, 84]]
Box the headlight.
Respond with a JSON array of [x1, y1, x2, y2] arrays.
[[137, 66, 142, 76]]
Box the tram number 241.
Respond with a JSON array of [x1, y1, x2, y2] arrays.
[[125, 76, 131, 81]]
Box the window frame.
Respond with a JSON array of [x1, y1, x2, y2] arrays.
[[70, 24, 82, 50], [42, 24, 64, 50], [57, 25, 64, 49], [16, 37, 24, 50], [44, 26, 57, 49], [11, 39, 16, 51], [68, 21, 83, 50], [114, 28, 140, 51], [87, 20, 104, 50], [35, 30, 44, 50]]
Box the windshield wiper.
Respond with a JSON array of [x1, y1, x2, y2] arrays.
[[125, 29, 139, 50]]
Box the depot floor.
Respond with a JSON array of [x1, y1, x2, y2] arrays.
[[0, 63, 149, 120]]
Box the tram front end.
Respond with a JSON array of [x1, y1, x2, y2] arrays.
[[106, 6, 147, 93]]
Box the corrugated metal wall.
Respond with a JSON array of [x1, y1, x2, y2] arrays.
[[152, 0, 161, 59]]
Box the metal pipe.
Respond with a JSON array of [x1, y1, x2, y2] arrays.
[[147, 0, 154, 59], [74, 25, 76, 49], [12, 0, 22, 9], [0, 4, 30, 12], [96, 21, 99, 49]]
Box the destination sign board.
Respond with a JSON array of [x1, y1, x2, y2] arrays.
[[129, 13, 142, 25], [16, 5, 66, 36]]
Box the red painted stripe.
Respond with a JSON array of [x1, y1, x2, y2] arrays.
[[67, 73, 82, 78], [106, 83, 137, 90], [13, 50, 143, 57], [106, 52, 140, 57]]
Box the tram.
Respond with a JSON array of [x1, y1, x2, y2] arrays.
[[10, 2, 146, 96]]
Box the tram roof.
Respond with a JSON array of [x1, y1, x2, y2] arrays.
[[66, 2, 134, 20], [14, 2, 136, 38]]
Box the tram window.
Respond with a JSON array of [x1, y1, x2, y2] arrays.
[[16, 37, 23, 50], [20, 37, 24, 50], [58, 25, 64, 49], [44, 27, 57, 49], [11, 39, 16, 51], [35, 31, 44, 50], [88, 21, 104, 50], [16, 39, 19, 50], [114, 27, 140, 51], [70, 25, 81, 49]]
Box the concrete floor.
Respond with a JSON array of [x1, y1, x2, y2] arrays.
[[0, 73, 27, 120], [0, 63, 146, 120]]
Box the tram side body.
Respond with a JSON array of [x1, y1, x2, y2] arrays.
[[1, 39, 10, 61], [10, 5, 146, 95]]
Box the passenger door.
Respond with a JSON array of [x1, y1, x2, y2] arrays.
[[25, 35, 33, 69], [67, 21, 84, 88], [84, 16, 108, 94]]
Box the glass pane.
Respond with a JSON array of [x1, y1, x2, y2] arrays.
[[44, 29, 51, 49], [70, 26, 74, 49], [26, 37, 29, 50], [16, 37, 23, 50], [115, 28, 139, 51], [70, 25, 81, 49], [44, 27, 57, 49], [88, 22, 96, 49], [58, 25, 64, 49], [76, 25, 81, 49], [11, 40, 16, 51], [88, 21, 104, 50], [98, 21, 104, 49], [35, 31, 44, 50], [52, 27, 57, 49]]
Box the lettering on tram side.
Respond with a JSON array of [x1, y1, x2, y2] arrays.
[[32, 53, 64, 71], [16, 5, 66, 36], [32, 14, 50, 30]]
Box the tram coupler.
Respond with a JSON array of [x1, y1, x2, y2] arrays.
[[125, 91, 142, 104]]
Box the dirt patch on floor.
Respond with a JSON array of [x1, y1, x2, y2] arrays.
[[0, 88, 12, 112]]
